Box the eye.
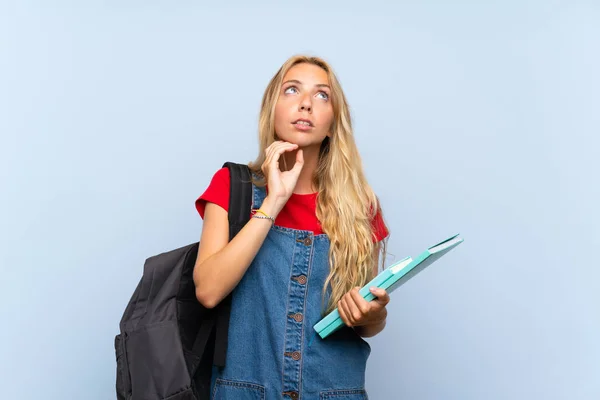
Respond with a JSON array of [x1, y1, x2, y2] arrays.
[[284, 86, 298, 94], [316, 91, 329, 101]]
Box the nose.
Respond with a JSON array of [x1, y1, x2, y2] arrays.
[[298, 94, 312, 113]]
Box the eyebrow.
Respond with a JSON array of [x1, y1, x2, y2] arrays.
[[283, 79, 331, 90]]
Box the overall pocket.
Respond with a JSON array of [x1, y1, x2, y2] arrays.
[[320, 388, 368, 400], [212, 378, 265, 400]]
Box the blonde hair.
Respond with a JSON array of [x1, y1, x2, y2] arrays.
[[248, 55, 388, 314]]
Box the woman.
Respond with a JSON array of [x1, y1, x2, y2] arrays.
[[193, 55, 390, 400]]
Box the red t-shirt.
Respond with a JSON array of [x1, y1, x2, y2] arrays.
[[195, 167, 389, 242]]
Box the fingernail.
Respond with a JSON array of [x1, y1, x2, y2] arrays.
[[370, 287, 377, 292]]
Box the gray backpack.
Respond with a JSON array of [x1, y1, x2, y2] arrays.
[[114, 162, 252, 400]]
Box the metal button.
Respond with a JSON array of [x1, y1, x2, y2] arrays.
[[283, 391, 299, 399], [295, 275, 307, 285], [290, 313, 303, 322], [303, 237, 312, 246], [284, 351, 301, 360]]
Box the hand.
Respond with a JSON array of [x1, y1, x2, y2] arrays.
[[338, 287, 390, 328], [261, 140, 304, 205]]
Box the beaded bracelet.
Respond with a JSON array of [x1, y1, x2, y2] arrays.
[[252, 209, 275, 225]]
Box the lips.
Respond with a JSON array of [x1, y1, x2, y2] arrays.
[[292, 118, 314, 127]]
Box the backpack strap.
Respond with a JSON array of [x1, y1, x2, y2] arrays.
[[191, 162, 252, 368], [224, 162, 253, 240], [214, 162, 252, 366]]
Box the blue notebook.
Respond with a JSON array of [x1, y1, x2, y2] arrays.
[[314, 233, 464, 339]]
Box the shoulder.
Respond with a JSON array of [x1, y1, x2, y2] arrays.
[[212, 167, 231, 184], [194, 167, 231, 219]]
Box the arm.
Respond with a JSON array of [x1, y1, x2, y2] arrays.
[[193, 196, 281, 309], [193, 141, 304, 308]]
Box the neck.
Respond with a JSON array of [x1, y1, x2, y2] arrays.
[[281, 145, 320, 194]]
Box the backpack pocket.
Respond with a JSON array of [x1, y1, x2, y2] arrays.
[[164, 388, 196, 400], [114, 333, 132, 400], [212, 378, 265, 400], [127, 321, 191, 399]]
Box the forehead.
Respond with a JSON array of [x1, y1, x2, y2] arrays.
[[283, 63, 329, 85]]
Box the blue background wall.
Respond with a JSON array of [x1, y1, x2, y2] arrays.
[[1, 1, 598, 399]]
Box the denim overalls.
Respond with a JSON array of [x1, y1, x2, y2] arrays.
[[209, 182, 371, 400]]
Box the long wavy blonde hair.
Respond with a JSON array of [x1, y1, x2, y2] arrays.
[[248, 55, 388, 314]]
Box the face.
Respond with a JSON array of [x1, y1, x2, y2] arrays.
[[273, 63, 334, 148]]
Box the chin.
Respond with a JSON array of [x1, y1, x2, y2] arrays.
[[277, 130, 326, 148]]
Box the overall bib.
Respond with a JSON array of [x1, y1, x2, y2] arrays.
[[210, 182, 371, 400]]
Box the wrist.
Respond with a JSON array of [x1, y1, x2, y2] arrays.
[[354, 318, 386, 338], [259, 195, 285, 219]]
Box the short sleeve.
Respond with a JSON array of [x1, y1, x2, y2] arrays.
[[194, 167, 231, 219], [371, 208, 389, 243]]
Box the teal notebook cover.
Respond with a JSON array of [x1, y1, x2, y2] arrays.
[[314, 233, 464, 339], [312, 256, 411, 334]]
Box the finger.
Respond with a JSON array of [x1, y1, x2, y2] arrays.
[[264, 141, 283, 164], [291, 149, 304, 174], [268, 143, 298, 169], [262, 142, 280, 172], [369, 287, 390, 306], [344, 296, 359, 326], [349, 287, 370, 315], [265, 140, 281, 151], [267, 141, 294, 156], [340, 296, 355, 326], [344, 290, 363, 324], [264, 141, 288, 161], [264, 141, 282, 160], [263, 142, 293, 172], [274, 142, 299, 156], [338, 299, 351, 327]]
